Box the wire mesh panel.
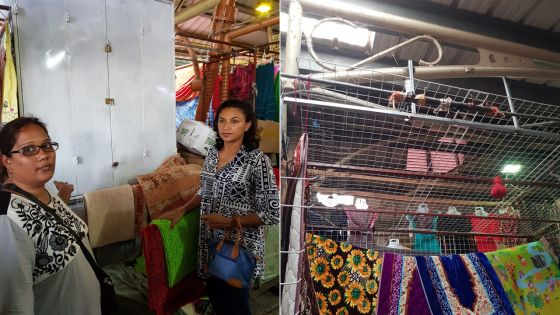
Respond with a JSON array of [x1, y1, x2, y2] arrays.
[[282, 58, 560, 257]]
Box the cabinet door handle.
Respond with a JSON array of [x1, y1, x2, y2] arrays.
[[112, 162, 119, 167]]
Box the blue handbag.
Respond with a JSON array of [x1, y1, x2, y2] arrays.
[[207, 216, 256, 289]]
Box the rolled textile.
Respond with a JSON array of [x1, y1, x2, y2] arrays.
[[137, 163, 202, 220], [376, 252, 430, 315], [84, 184, 135, 248], [485, 241, 560, 315], [132, 184, 149, 234]]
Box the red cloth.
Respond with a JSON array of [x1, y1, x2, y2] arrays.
[[176, 68, 204, 101], [229, 63, 255, 101], [273, 167, 279, 187], [490, 176, 506, 199], [470, 214, 500, 252], [141, 225, 205, 315]]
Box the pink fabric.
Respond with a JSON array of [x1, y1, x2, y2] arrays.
[[407, 137, 466, 173], [406, 149, 428, 172], [344, 206, 378, 229]]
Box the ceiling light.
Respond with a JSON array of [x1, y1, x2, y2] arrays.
[[501, 164, 522, 174], [256, 3, 271, 13]]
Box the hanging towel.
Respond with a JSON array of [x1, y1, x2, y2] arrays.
[[137, 156, 202, 220], [2, 23, 18, 123], [376, 252, 431, 315], [84, 184, 135, 248], [306, 233, 382, 315], [151, 209, 200, 288], [416, 253, 515, 315], [485, 241, 560, 315]]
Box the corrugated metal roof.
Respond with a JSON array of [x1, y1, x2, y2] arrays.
[[428, 0, 560, 32]]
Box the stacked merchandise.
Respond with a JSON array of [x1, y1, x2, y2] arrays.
[[306, 234, 560, 315]]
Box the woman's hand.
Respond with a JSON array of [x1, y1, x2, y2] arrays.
[[159, 206, 185, 229], [201, 214, 234, 229], [54, 181, 74, 204]]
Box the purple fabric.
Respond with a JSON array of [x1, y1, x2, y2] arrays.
[[377, 253, 431, 315], [376, 252, 394, 315]]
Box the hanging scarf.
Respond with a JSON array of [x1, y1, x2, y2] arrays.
[[2, 23, 18, 123]]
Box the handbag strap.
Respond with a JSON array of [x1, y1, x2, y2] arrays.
[[1, 183, 109, 283], [215, 216, 247, 259]]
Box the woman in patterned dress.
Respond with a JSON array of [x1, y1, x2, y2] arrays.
[[167, 100, 279, 314], [0, 117, 102, 314]]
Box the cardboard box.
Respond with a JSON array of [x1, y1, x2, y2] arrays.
[[257, 120, 279, 153], [177, 120, 216, 157]]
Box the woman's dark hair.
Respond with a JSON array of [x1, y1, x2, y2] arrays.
[[0, 117, 50, 182], [213, 99, 260, 151]]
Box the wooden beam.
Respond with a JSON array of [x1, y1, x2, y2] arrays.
[[309, 162, 560, 188], [307, 168, 490, 191]]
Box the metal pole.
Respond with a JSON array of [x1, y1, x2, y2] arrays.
[[281, 73, 560, 124], [283, 0, 303, 75], [407, 59, 416, 114], [283, 97, 560, 140], [297, 0, 560, 64], [502, 77, 519, 128]]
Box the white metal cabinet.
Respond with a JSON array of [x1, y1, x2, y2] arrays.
[[14, 0, 176, 195]]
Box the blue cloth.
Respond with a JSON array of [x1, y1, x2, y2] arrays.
[[176, 97, 198, 127], [255, 63, 278, 121], [416, 253, 514, 315]]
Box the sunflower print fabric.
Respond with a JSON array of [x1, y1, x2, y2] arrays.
[[306, 233, 383, 315]]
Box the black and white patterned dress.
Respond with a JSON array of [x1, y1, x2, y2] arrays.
[[197, 145, 279, 279]]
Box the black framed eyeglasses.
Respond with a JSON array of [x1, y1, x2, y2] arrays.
[[10, 142, 59, 156]]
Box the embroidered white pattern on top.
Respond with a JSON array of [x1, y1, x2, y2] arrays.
[[7, 195, 88, 284]]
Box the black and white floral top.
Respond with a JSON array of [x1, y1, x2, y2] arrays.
[[0, 192, 101, 314], [197, 145, 279, 279]]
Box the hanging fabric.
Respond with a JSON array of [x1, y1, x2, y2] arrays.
[[255, 62, 278, 121], [2, 23, 17, 123], [229, 63, 255, 102], [377, 252, 431, 315], [406, 214, 441, 253], [416, 253, 515, 315], [306, 233, 383, 315], [471, 214, 500, 252], [485, 241, 560, 315]]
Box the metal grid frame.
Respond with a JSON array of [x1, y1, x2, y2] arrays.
[[282, 57, 560, 256]]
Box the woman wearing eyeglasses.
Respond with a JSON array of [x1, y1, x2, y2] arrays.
[[0, 117, 102, 314]]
